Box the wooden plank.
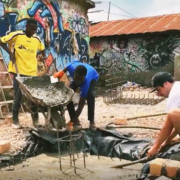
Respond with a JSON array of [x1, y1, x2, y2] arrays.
[[0, 83, 9, 112], [0, 51, 16, 116], [0, 100, 13, 104], [0, 60, 7, 72], [2, 86, 13, 89], [0, 73, 12, 86], [0, 72, 9, 74]]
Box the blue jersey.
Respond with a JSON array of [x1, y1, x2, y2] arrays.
[[66, 60, 99, 98]]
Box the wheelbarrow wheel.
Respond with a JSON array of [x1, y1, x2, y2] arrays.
[[50, 110, 66, 129]]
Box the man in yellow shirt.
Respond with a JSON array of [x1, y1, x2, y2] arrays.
[[0, 18, 45, 129]]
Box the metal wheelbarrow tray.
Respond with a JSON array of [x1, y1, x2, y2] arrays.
[[16, 76, 74, 108]]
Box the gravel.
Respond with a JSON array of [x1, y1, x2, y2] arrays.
[[70, 96, 166, 139], [0, 94, 167, 155]]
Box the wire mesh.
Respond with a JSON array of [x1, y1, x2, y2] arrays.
[[103, 86, 165, 105]]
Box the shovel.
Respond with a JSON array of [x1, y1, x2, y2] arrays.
[[111, 140, 180, 169], [111, 157, 149, 168], [50, 76, 58, 83]]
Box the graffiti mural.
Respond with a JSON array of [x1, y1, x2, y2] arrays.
[[0, 0, 90, 75], [90, 35, 180, 74]]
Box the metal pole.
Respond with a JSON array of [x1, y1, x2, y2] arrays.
[[107, 1, 111, 20], [57, 130, 62, 171]]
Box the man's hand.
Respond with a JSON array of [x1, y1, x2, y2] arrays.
[[147, 144, 159, 159], [10, 53, 15, 63], [159, 140, 169, 152], [54, 70, 65, 79]]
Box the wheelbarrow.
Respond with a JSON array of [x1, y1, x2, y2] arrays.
[[16, 75, 74, 130]]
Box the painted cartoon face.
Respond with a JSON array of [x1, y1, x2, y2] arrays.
[[142, 37, 178, 69], [119, 40, 126, 49]]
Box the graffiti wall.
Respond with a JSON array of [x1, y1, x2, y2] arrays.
[[90, 35, 180, 75], [0, 0, 91, 75]]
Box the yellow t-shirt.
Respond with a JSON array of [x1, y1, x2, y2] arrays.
[[0, 30, 45, 76]]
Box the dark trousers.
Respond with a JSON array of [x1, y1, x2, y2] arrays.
[[13, 74, 38, 123], [67, 80, 96, 124]]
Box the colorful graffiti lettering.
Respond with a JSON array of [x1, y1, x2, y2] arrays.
[[90, 35, 180, 74], [0, 0, 90, 75]]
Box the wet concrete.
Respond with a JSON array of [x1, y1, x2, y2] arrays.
[[26, 85, 68, 106], [18, 76, 73, 107], [1, 154, 143, 180]]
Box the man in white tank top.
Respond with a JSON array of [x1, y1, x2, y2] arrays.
[[147, 72, 180, 158]]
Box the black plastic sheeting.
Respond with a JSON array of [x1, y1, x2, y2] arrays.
[[28, 127, 153, 160], [0, 128, 152, 167], [0, 127, 180, 180]]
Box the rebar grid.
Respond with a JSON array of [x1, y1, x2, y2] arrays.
[[56, 130, 87, 174], [103, 86, 165, 105]]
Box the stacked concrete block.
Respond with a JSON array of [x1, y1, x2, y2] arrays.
[[155, 176, 171, 180], [150, 158, 180, 178], [174, 54, 180, 81]]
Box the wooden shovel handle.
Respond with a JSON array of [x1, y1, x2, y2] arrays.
[[111, 157, 149, 168]]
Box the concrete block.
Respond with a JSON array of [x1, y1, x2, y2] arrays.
[[165, 159, 180, 178], [150, 158, 166, 176], [155, 176, 171, 180], [0, 140, 10, 154], [150, 158, 180, 178]]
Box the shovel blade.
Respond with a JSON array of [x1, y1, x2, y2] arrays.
[[50, 76, 58, 83]]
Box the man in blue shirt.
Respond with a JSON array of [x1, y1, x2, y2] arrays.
[[54, 60, 99, 130]]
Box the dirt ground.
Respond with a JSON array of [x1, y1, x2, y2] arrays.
[[0, 93, 169, 179], [0, 95, 167, 155], [1, 153, 143, 180]]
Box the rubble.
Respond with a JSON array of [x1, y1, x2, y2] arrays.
[[0, 140, 10, 154]]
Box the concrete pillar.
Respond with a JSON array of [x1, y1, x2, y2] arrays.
[[174, 54, 180, 81]]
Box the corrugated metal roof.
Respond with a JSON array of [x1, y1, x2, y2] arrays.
[[90, 14, 180, 37]]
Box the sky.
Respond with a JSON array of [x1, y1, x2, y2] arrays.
[[88, 0, 180, 22]]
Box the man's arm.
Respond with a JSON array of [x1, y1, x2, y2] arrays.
[[148, 116, 173, 157], [54, 67, 68, 78], [75, 97, 86, 118], [0, 40, 15, 62], [161, 128, 178, 145], [74, 81, 90, 119], [0, 40, 11, 54]]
